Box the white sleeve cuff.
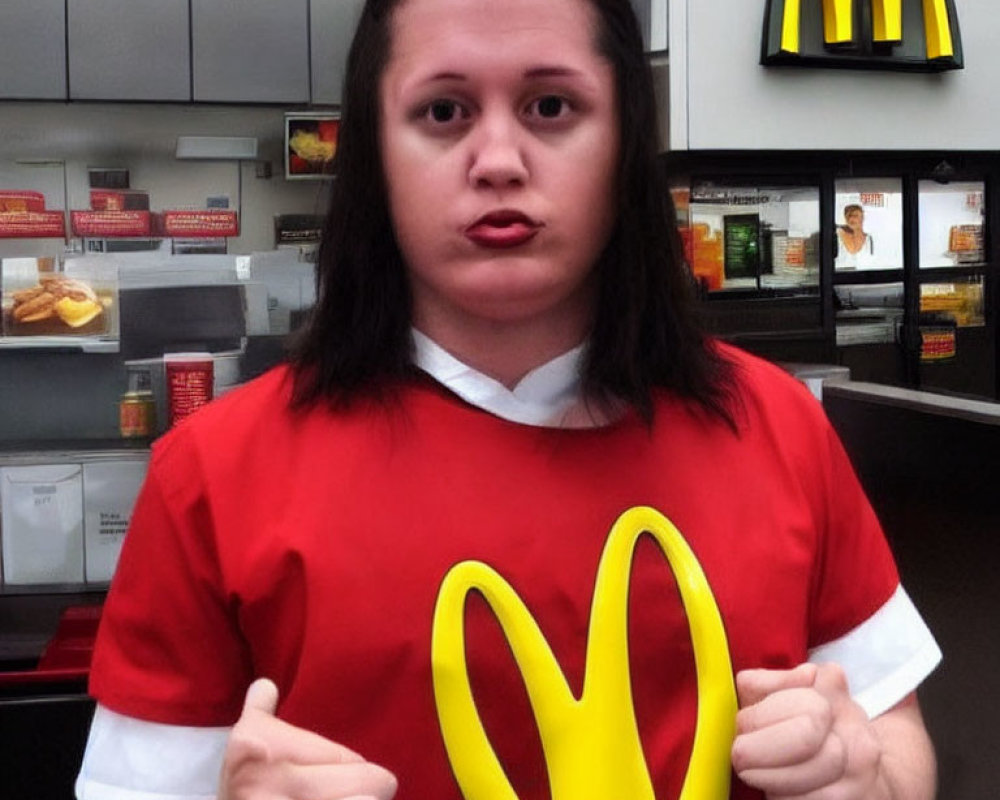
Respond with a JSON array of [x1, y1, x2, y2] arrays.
[[76, 704, 230, 800], [808, 584, 942, 719]]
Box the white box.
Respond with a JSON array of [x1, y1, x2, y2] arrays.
[[1, 464, 85, 585], [83, 458, 149, 584]]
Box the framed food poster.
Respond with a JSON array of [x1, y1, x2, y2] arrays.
[[285, 112, 340, 180]]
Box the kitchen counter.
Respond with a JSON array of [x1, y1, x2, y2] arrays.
[[824, 380, 1000, 426]]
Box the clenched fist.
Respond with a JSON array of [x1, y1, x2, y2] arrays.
[[731, 662, 935, 800]]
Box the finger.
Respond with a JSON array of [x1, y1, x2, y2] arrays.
[[236, 679, 367, 766], [283, 761, 398, 800], [340, 794, 392, 800], [223, 726, 271, 773], [225, 679, 280, 770], [732, 694, 833, 770], [254, 720, 368, 767], [242, 677, 279, 716], [735, 732, 846, 797], [736, 686, 831, 735], [339, 797, 396, 800], [810, 661, 851, 702], [736, 662, 817, 708]]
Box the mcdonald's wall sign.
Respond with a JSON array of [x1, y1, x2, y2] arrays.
[[761, 0, 963, 72]]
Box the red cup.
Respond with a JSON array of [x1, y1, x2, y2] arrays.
[[164, 353, 214, 427]]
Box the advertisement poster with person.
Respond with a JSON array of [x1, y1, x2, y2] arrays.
[[834, 179, 904, 270]]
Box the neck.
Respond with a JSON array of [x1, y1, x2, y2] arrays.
[[840, 227, 866, 253], [413, 311, 590, 390]]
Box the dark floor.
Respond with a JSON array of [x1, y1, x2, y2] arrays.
[[826, 393, 1000, 800]]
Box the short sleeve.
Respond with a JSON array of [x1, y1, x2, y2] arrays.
[[801, 398, 941, 712], [76, 704, 229, 800], [89, 428, 252, 726], [806, 414, 900, 649], [809, 586, 941, 718]]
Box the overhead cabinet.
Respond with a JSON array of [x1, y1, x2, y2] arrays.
[[67, 0, 191, 101], [0, 0, 67, 100], [192, 0, 310, 103], [310, 0, 364, 106], [7, 0, 368, 105]]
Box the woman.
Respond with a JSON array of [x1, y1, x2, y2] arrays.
[[77, 0, 940, 799], [836, 203, 875, 269]]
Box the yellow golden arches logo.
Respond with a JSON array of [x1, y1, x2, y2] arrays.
[[431, 506, 737, 800], [762, 0, 963, 71]]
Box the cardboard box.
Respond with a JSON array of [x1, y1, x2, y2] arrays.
[[159, 209, 239, 238], [0, 211, 66, 238], [71, 210, 153, 237]]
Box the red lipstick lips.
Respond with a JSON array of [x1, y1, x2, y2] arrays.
[[465, 210, 541, 249]]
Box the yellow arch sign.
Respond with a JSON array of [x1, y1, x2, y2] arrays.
[[763, 0, 963, 70], [431, 506, 737, 800]]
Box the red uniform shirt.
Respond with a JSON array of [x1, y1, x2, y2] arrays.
[[90, 347, 898, 800]]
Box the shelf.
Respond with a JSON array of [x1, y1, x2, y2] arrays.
[[0, 440, 150, 456], [0, 336, 118, 353]]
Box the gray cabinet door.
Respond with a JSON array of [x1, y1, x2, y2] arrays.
[[0, 0, 67, 100], [67, 0, 190, 101], [310, 0, 364, 106], [192, 0, 310, 103]]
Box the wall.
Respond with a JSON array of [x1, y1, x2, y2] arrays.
[[0, 102, 331, 258], [668, 0, 1000, 150]]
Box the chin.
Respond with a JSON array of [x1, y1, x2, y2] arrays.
[[412, 256, 596, 324], [464, 281, 595, 327]]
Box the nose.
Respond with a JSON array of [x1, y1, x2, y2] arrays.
[[467, 112, 529, 190]]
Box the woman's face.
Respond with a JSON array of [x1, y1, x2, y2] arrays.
[[379, 0, 620, 347], [845, 209, 864, 232]]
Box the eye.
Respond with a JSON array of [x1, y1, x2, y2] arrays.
[[421, 99, 467, 125], [526, 95, 571, 120]]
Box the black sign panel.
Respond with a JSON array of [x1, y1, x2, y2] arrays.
[[761, 0, 963, 72]]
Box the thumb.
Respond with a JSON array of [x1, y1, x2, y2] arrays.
[[242, 677, 279, 717], [736, 662, 817, 708]]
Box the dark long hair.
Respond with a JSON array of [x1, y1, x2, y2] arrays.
[[290, 0, 737, 425]]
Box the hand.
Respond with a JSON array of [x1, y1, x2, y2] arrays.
[[730, 662, 885, 800], [218, 678, 398, 800]]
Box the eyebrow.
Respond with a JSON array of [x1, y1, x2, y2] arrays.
[[524, 66, 586, 79], [420, 65, 588, 83]]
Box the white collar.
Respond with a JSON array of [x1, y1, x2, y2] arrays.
[[412, 329, 610, 428]]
